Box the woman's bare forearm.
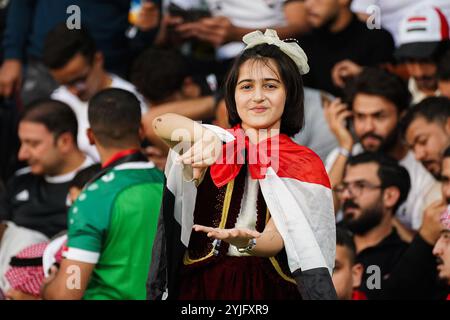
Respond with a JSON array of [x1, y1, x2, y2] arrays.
[[152, 113, 207, 146], [250, 218, 284, 257]]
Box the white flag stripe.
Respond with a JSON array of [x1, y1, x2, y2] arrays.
[[261, 168, 335, 274]]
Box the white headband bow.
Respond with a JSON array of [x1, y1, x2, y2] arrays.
[[242, 29, 310, 75]]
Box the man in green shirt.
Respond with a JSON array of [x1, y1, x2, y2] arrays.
[[42, 88, 163, 300]]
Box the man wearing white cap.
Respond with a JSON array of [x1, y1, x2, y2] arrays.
[[395, 4, 450, 104]]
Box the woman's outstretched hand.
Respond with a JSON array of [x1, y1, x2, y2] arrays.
[[192, 224, 261, 249]]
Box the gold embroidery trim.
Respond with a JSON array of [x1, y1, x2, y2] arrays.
[[183, 179, 234, 265], [265, 208, 296, 284]]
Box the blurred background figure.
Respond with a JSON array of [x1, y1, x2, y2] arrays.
[[43, 25, 147, 162], [156, 0, 310, 84], [0, 99, 93, 238], [332, 227, 364, 300], [395, 4, 450, 103], [402, 97, 450, 180], [300, 0, 394, 96], [325, 68, 440, 235], [0, 0, 161, 106], [336, 152, 442, 299], [438, 50, 450, 99], [434, 146, 450, 299]]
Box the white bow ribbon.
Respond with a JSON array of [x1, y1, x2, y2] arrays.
[[242, 29, 310, 75]]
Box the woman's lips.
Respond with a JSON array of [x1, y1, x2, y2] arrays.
[[250, 107, 268, 113]]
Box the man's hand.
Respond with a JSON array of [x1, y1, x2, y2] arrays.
[[41, 258, 94, 300], [41, 265, 59, 291], [324, 98, 354, 151], [193, 224, 261, 248], [419, 199, 446, 245], [332, 60, 363, 88], [176, 16, 234, 47], [0, 59, 22, 97], [135, 2, 160, 31]]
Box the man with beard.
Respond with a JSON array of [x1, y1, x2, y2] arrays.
[[395, 4, 450, 104], [336, 152, 442, 299], [299, 0, 394, 96], [403, 97, 450, 180], [325, 68, 441, 234], [433, 146, 450, 299]]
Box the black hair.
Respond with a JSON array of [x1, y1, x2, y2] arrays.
[[21, 99, 78, 143], [399, 41, 450, 64], [438, 49, 450, 81], [401, 96, 450, 135], [130, 48, 188, 103], [69, 164, 102, 190], [88, 88, 141, 148], [346, 152, 411, 213], [224, 43, 304, 136], [444, 145, 450, 159], [346, 67, 411, 114], [42, 23, 96, 69], [336, 226, 356, 265]]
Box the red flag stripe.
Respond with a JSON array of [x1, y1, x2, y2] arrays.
[[408, 17, 427, 22], [435, 7, 450, 40]]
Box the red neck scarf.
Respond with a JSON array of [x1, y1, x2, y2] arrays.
[[210, 125, 293, 187], [102, 149, 140, 168], [210, 125, 331, 189]]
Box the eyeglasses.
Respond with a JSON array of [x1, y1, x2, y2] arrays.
[[334, 181, 383, 197]]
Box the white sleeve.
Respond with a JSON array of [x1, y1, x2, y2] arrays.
[[324, 147, 340, 173], [350, 0, 378, 13]]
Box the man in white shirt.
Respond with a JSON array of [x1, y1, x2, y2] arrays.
[[42, 24, 147, 163], [351, 0, 450, 47], [324, 68, 440, 232]]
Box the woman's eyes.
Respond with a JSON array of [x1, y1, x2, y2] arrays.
[[239, 83, 278, 90]]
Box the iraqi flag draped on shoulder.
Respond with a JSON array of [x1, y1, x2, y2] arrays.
[[147, 124, 337, 300]]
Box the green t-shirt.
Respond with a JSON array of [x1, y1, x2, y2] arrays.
[[66, 162, 164, 300]]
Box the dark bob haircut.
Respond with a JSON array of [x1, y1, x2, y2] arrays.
[[224, 43, 304, 136]]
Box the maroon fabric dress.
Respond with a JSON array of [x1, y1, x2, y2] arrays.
[[175, 167, 302, 300]]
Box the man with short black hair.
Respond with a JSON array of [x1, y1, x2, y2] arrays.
[[403, 96, 450, 180], [43, 24, 147, 162], [0, 99, 93, 237], [325, 68, 440, 232], [42, 88, 164, 300], [336, 152, 441, 299]]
